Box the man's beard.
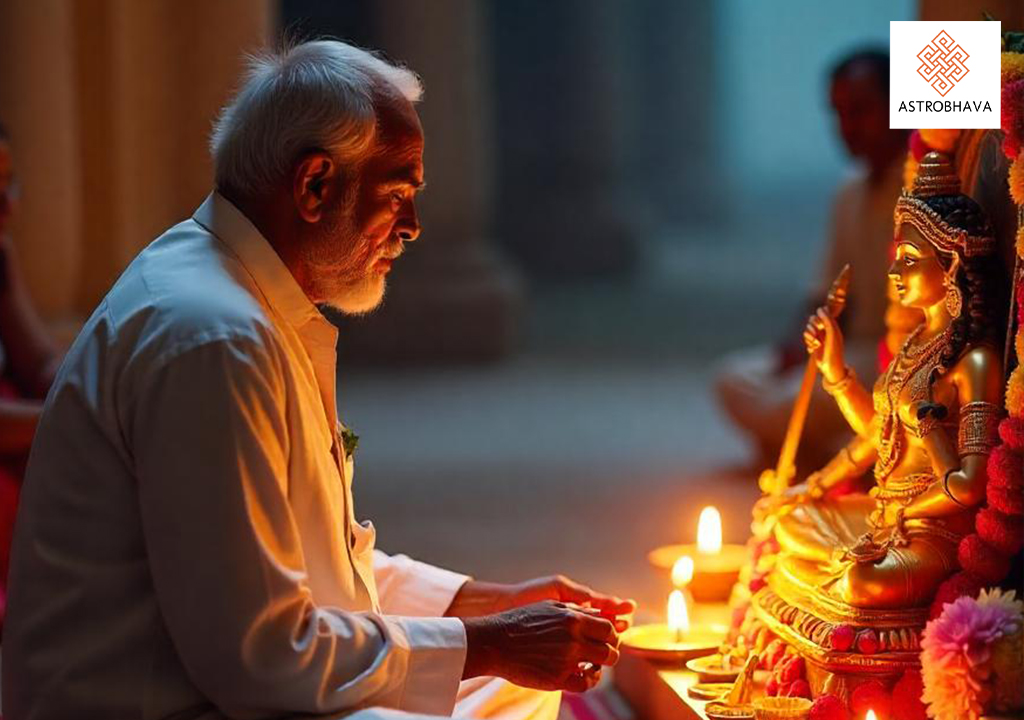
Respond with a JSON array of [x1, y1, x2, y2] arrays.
[[303, 195, 398, 316]]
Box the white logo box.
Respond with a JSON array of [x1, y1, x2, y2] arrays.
[[889, 20, 1001, 129]]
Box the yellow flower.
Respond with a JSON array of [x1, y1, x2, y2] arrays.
[[1004, 52, 1024, 85], [1010, 153, 1024, 207], [920, 128, 961, 152], [1007, 366, 1024, 418]]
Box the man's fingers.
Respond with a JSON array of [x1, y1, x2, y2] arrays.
[[554, 576, 636, 618], [576, 613, 618, 644], [564, 665, 602, 693], [578, 641, 620, 667], [588, 594, 637, 617], [552, 576, 592, 604]]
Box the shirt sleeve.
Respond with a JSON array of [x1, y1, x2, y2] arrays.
[[373, 550, 471, 617], [131, 333, 466, 718]]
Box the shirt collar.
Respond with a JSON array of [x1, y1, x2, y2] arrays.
[[193, 192, 324, 329]]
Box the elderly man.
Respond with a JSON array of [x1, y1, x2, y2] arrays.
[[3, 41, 634, 720]]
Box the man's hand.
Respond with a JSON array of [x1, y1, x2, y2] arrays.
[[446, 575, 636, 632], [461, 601, 620, 693]]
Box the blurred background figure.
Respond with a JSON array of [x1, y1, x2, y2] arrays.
[[714, 48, 909, 475], [0, 122, 62, 618]]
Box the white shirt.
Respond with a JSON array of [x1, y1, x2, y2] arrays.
[[4, 193, 470, 720]]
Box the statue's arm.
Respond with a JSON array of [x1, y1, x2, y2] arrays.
[[905, 346, 1003, 519], [823, 370, 876, 438], [808, 432, 877, 496]]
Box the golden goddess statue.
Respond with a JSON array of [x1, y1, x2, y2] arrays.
[[761, 152, 1005, 611]]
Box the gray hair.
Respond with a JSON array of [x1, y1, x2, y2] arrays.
[[210, 39, 422, 195]]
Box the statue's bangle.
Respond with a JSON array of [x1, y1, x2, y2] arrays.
[[958, 401, 1002, 456], [822, 366, 856, 396], [942, 468, 969, 507]]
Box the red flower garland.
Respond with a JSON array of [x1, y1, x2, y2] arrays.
[[892, 670, 928, 720], [998, 416, 1024, 450], [930, 572, 984, 619], [958, 534, 1012, 584], [976, 507, 1024, 555]]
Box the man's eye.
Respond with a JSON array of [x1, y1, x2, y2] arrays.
[[390, 191, 404, 205]]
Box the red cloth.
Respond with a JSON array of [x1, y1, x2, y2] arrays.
[[0, 375, 27, 634]]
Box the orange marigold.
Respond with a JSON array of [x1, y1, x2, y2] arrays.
[[1007, 365, 1024, 418], [919, 128, 961, 152], [1004, 52, 1024, 85], [1010, 154, 1024, 206]]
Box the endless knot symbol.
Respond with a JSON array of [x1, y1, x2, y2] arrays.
[[916, 30, 970, 97]]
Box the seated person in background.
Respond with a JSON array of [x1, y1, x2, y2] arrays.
[[716, 48, 909, 473], [0, 121, 61, 616], [4, 41, 634, 720]]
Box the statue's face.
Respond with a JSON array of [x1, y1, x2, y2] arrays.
[[889, 224, 948, 310]]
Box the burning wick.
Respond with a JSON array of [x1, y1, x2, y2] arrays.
[[865, 711, 877, 720], [697, 506, 723, 555], [667, 589, 688, 643], [671, 555, 695, 587]]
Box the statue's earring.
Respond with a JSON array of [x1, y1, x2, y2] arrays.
[[944, 256, 962, 319]]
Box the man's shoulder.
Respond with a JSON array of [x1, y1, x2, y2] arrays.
[[100, 218, 283, 367]]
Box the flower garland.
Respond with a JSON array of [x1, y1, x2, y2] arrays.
[[921, 588, 1024, 720], [926, 31, 1024, 620]]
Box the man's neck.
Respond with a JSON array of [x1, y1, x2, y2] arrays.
[[218, 186, 318, 302]]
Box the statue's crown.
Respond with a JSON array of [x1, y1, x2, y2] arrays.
[[894, 151, 995, 258], [911, 152, 961, 197]]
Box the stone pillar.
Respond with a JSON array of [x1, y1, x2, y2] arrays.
[[491, 0, 642, 278], [0, 0, 82, 321], [73, 0, 273, 312], [331, 0, 523, 363], [0, 0, 271, 324], [618, 1, 722, 228]]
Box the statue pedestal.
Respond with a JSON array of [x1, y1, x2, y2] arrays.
[[749, 559, 928, 703]]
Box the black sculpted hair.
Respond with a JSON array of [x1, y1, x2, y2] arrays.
[[922, 194, 1006, 371]]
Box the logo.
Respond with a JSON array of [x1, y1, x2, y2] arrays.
[[916, 30, 969, 96], [890, 21, 1000, 130]]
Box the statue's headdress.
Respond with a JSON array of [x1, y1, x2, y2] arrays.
[[893, 152, 996, 259]]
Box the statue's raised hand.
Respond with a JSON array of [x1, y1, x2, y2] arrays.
[[803, 307, 845, 383]]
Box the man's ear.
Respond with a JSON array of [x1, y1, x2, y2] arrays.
[[293, 151, 336, 223]]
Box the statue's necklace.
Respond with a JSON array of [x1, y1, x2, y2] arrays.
[[876, 324, 954, 479]]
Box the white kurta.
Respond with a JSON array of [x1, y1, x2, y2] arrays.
[[3, 193, 473, 719]]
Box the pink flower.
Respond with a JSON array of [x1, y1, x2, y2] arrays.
[[921, 589, 1023, 720]]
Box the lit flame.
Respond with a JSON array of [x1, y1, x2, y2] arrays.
[[697, 506, 723, 554], [865, 711, 877, 720], [667, 589, 689, 634], [671, 555, 695, 587]]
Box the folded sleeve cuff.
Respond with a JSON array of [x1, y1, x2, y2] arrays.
[[385, 616, 467, 716], [376, 552, 471, 617]]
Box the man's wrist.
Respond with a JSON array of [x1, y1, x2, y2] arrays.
[[460, 615, 501, 680], [445, 580, 507, 618]]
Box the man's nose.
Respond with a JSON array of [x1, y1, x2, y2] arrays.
[[396, 202, 420, 242]]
